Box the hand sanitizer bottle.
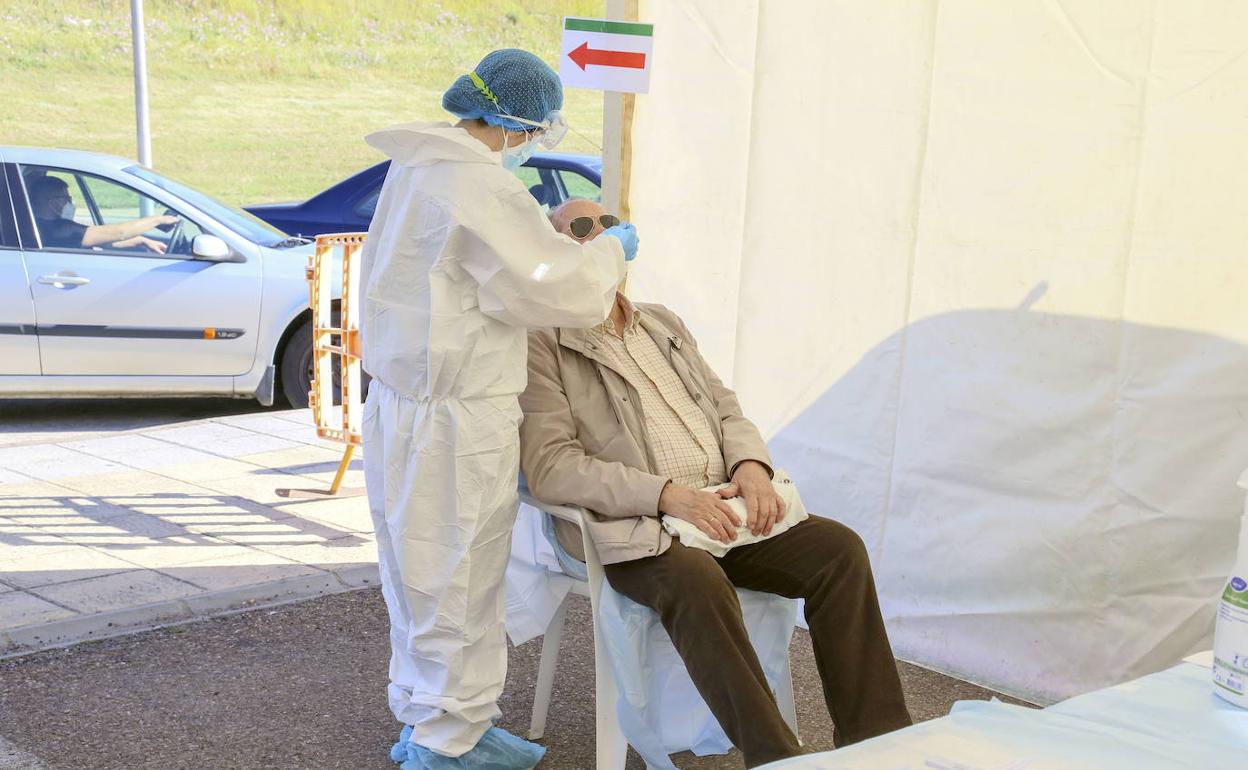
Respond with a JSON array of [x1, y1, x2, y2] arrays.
[[1213, 470, 1248, 707]]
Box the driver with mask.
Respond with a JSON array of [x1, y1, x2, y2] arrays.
[[28, 175, 177, 253]]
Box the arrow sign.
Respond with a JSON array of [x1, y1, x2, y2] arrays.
[[560, 17, 654, 94], [568, 41, 646, 71]]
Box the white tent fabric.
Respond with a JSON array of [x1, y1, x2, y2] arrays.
[[625, 0, 1248, 703]]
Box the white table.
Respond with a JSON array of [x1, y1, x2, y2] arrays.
[[762, 653, 1247, 769]]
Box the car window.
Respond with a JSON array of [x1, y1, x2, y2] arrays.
[[22, 167, 92, 228], [124, 165, 288, 248], [556, 170, 601, 203], [20, 164, 202, 257], [513, 165, 542, 190], [79, 174, 204, 255], [514, 165, 557, 211], [354, 185, 381, 219], [0, 168, 17, 249]]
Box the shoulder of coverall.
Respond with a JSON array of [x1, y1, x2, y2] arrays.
[[365, 121, 501, 167]]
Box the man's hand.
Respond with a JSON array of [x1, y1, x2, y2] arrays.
[[717, 460, 785, 536], [113, 235, 167, 254], [659, 482, 742, 544]]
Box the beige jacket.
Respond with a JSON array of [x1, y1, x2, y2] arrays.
[[518, 303, 772, 565]]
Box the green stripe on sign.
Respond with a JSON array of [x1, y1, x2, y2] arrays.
[[565, 18, 653, 37]]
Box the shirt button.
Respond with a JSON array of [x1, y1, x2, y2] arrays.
[[693, 393, 703, 401]]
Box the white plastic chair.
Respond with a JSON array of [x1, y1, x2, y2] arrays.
[[520, 492, 799, 770]]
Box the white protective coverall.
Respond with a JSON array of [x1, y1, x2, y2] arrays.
[[360, 121, 626, 756]]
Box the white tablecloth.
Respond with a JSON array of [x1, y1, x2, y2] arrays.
[[762, 656, 1247, 769]]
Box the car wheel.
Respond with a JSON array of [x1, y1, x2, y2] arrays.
[[279, 320, 371, 408], [280, 321, 315, 408]]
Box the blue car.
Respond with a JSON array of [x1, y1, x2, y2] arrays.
[[245, 152, 602, 238]]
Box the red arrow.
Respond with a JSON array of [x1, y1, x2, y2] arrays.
[[568, 41, 646, 71]]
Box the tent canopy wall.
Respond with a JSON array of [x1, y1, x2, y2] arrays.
[[624, 0, 1248, 703]]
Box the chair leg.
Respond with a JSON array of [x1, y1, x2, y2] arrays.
[[776, 653, 801, 744], [528, 594, 571, 741], [592, 633, 628, 770], [586, 536, 629, 770]]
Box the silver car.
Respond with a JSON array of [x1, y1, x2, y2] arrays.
[[0, 146, 336, 407]]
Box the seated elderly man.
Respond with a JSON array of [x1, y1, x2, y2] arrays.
[[518, 199, 913, 768]]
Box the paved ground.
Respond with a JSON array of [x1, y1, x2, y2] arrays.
[[0, 400, 1029, 768], [0, 398, 269, 448], [1, 400, 374, 656], [0, 588, 1028, 770]]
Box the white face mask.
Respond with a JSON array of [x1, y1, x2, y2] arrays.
[[500, 132, 540, 172], [60, 201, 75, 220]]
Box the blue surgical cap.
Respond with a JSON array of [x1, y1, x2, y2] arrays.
[[442, 49, 563, 131]]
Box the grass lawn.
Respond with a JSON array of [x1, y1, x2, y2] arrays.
[[2, 0, 604, 206]]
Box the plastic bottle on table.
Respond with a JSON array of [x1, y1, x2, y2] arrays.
[[1212, 469, 1248, 707]]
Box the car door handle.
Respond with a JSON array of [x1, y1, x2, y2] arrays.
[[38, 273, 91, 288]]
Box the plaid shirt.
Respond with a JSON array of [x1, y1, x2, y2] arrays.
[[591, 298, 728, 489]]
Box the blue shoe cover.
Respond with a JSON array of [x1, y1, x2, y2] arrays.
[[391, 725, 414, 764], [403, 727, 546, 770]]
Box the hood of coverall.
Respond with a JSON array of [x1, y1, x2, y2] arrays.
[[365, 121, 501, 168]]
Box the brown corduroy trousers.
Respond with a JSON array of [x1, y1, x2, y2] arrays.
[[603, 516, 913, 768]]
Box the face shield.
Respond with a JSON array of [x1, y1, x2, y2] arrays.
[[499, 110, 569, 151]]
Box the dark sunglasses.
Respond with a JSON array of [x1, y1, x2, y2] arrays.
[[568, 214, 620, 238]]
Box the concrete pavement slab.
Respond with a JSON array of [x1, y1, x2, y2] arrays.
[[273, 409, 319, 425], [0, 469, 34, 485], [0, 525, 68, 546], [151, 457, 264, 482], [146, 421, 261, 445], [166, 552, 323, 592], [251, 536, 379, 569], [0, 546, 138, 590], [99, 445, 231, 472], [60, 433, 171, 457], [150, 422, 308, 457], [284, 466, 366, 488], [184, 518, 355, 547], [216, 411, 314, 434], [287, 497, 377, 533], [0, 445, 127, 482], [0, 593, 76, 629], [1, 496, 137, 523], [12, 510, 189, 541], [212, 434, 306, 458], [51, 469, 211, 497], [2, 403, 380, 656], [270, 425, 334, 444], [0, 480, 80, 502], [237, 443, 347, 472], [115, 488, 284, 510], [88, 539, 258, 570], [0, 398, 266, 448], [28, 570, 200, 614], [193, 470, 318, 505]]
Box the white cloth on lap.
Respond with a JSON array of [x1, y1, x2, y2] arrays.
[[661, 469, 810, 557]]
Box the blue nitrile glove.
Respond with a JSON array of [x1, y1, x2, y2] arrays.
[[403, 726, 546, 770], [602, 222, 639, 261]]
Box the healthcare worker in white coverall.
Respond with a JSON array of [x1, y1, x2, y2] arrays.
[[361, 49, 637, 770]]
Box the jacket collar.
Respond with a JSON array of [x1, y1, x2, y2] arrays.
[[557, 301, 684, 362]]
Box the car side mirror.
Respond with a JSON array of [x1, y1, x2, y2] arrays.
[[191, 234, 243, 263]]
